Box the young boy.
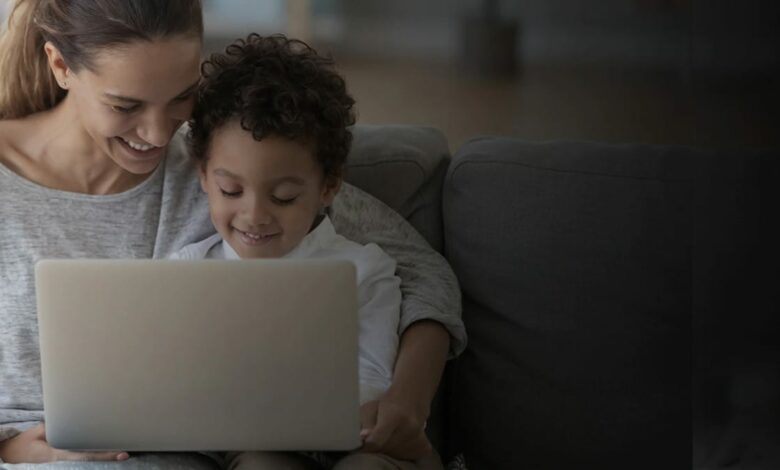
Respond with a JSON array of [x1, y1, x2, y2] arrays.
[[172, 34, 411, 469]]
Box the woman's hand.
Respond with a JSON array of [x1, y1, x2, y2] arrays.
[[359, 398, 432, 461], [0, 424, 129, 464]]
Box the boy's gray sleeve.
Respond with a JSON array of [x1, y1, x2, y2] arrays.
[[330, 183, 467, 357]]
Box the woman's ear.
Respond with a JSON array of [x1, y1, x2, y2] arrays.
[[320, 175, 342, 208], [44, 42, 71, 90]]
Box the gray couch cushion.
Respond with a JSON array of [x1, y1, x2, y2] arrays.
[[690, 150, 780, 468], [444, 138, 695, 467], [344, 125, 450, 252]]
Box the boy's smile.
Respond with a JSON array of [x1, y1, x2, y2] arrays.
[[234, 227, 280, 246], [200, 121, 339, 259]]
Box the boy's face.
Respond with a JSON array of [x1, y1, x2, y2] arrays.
[[200, 121, 340, 259]]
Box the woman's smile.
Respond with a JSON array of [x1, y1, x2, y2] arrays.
[[114, 136, 165, 162]]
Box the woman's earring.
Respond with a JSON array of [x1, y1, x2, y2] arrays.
[[60, 81, 68, 89]]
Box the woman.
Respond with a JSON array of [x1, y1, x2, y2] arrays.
[[0, 1, 466, 468]]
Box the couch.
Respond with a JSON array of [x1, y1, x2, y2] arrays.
[[345, 125, 779, 469]]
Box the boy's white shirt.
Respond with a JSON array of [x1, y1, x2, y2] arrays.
[[170, 216, 400, 405]]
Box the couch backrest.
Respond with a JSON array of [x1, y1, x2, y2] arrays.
[[343, 127, 779, 467], [444, 138, 697, 467], [344, 125, 450, 252], [444, 137, 778, 468]]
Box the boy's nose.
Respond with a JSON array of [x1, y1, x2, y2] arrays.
[[244, 202, 273, 226]]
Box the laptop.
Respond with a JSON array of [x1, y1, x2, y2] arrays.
[[35, 258, 360, 452]]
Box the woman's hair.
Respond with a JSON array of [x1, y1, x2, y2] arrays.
[[0, 0, 203, 120], [189, 33, 356, 180]]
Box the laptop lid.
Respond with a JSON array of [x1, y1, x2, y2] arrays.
[[35, 259, 360, 452]]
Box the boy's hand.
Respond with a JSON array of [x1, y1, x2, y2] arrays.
[[359, 398, 432, 461], [0, 424, 129, 464]]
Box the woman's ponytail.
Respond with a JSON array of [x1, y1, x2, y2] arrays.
[[0, 0, 64, 120]]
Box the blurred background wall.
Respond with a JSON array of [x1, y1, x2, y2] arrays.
[[204, 0, 780, 73], [3, 1, 777, 150], [198, 0, 779, 152]]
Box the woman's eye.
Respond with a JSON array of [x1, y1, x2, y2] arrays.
[[110, 104, 139, 114], [220, 189, 242, 198], [272, 196, 297, 205], [173, 92, 193, 102]]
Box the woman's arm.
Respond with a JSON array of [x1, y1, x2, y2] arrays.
[[386, 320, 450, 423]]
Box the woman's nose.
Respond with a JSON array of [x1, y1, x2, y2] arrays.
[[137, 109, 177, 148]]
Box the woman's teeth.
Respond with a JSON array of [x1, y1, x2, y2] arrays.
[[120, 137, 155, 152]]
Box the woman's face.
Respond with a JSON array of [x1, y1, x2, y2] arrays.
[[55, 36, 202, 175]]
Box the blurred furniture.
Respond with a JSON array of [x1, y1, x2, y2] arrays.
[[459, 0, 518, 77]]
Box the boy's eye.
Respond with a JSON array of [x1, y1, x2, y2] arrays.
[[110, 104, 139, 114], [220, 189, 242, 198], [272, 196, 297, 205]]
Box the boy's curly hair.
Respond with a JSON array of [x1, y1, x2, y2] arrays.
[[189, 33, 356, 178]]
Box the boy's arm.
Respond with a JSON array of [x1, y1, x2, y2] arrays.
[[331, 183, 465, 459], [353, 244, 403, 405], [360, 320, 450, 460], [330, 183, 467, 357]]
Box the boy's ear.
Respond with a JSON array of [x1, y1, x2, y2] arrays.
[[44, 41, 71, 89], [320, 175, 342, 208]]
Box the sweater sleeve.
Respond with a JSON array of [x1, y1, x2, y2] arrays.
[[330, 183, 467, 358]]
